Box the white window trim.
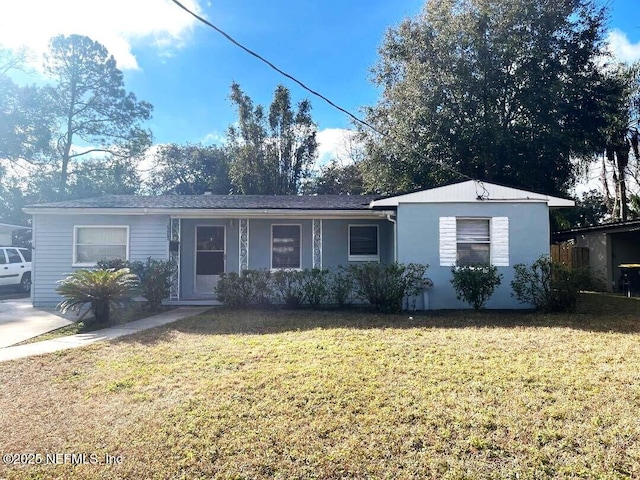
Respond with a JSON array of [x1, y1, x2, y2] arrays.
[[72, 225, 130, 267], [271, 224, 302, 270], [348, 224, 380, 262], [440, 216, 509, 267]]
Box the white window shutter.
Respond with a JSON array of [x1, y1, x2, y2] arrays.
[[439, 217, 457, 266], [491, 217, 509, 266]]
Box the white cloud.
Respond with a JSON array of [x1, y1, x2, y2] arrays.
[[315, 128, 361, 169], [0, 0, 203, 71], [201, 131, 227, 146], [606, 29, 640, 65]]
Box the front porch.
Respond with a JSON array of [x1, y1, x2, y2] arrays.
[[167, 215, 395, 305]]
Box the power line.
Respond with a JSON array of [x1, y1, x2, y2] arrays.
[[169, 0, 478, 188]]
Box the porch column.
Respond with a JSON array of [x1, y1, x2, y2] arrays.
[[312, 219, 322, 269], [168, 217, 181, 301], [239, 218, 249, 271]]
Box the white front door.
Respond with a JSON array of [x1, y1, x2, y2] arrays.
[[195, 226, 225, 294]]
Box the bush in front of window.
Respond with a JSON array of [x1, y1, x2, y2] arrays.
[[450, 264, 502, 310], [300, 268, 330, 308], [511, 256, 581, 312], [348, 262, 430, 313], [130, 258, 175, 311], [98, 258, 174, 311], [56, 268, 139, 325], [272, 269, 306, 308], [330, 267, 355, 308]]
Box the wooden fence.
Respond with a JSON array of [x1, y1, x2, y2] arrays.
[[550, 244, 590, 269]]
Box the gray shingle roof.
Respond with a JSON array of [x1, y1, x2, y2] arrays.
[[26, 194, 381, 211]]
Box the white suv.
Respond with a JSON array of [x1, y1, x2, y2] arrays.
[[0, 247, 31, 293]]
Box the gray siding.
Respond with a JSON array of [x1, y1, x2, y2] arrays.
[[32, 214, 169, 306], [321, 219, 394, 268], [397, 202, 550, 309]]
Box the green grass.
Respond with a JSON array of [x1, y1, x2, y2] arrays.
[[0, 293, 639, 479]]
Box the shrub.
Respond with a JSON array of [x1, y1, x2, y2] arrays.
[[450, 264, 502, 310], [244, 269, 273, 305], [130, 258, 174, 310], [97, 259, 130, 270], [349, 262, 429, 313], [301, 268, 329, 308], [330, 267, 354, 307], [511, 256, 581, 312], [215, 272, 253, 307], [272, 270, 305, 308], [56, 268, 139, 324]]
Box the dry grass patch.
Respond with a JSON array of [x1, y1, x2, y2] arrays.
[[1, 294, 639, 479]]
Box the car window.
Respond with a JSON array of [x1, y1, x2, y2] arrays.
[[0, 250, 6, 265], [6, 249, 22, 264], [18, 249, 31, 262]]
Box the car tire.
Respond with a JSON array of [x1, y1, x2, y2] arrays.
[[18, 273, 31, 293]]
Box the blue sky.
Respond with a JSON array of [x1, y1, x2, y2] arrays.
[[1, 0, 639, 165]]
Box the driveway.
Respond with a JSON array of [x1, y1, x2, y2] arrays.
[[0, 298, 74, 348]]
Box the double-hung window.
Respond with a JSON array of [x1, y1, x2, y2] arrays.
[[439, 217, 509, 267], [271, 225, 301, 269], [73, 226, 129, 266], [348, 225, 379, 261], [456, 218, 490, 266]]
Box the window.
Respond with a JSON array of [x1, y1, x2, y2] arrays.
[[18, 248, 31, 262], [6, 248, 22, 264], [73, 226, 129, 266], [349, 225, 379, 261], [272, 225, 301, 269], [439, 217, 509, 267], [456, 218, 490, 265]]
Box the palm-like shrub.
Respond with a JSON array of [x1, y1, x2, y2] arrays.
[[56, 268, 139, 324]]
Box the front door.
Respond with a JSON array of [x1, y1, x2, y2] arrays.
[[195, 225, 225, 294]]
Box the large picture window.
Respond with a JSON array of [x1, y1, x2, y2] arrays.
[[73, 226, 129, 266], [272, 225, 301, 269], [348, 225, 379, 261], [456, 218, 490, 265]]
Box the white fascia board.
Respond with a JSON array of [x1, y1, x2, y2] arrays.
[[23, 207, 395, 219]]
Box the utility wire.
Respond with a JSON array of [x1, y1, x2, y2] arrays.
[[169, 0, 480, 190]]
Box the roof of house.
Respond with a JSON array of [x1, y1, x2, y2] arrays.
[[24, 194, 381, 212], [23, 180, 575, 215], [370, 180, 574, 208], [0, 223, 31, 235]]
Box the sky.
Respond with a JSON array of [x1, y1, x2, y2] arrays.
[[1, 0, 640, 169]]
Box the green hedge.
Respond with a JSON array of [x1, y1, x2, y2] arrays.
[[215, 263, 431, 313]]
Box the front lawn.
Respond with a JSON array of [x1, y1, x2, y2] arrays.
[[1, 294, 639, 479]]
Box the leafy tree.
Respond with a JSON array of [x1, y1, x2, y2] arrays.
[[596, 64, 640, 221], [0, 49, 53, 161], [360, 0, 609, 196], [227, 83, 318, 194], [554, 189, 609, 229], [147, 143, 232, 194], [43, 34, 152, 196], [308, 160, 365, 195]]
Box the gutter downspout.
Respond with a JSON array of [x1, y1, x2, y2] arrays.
[[386, 213, 397, 263]]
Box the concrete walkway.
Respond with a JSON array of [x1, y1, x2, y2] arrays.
[[0, 306, 210, 362]]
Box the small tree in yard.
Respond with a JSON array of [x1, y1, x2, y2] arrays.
[[56, 268, 139, 324], [451, 264, 502, 310]]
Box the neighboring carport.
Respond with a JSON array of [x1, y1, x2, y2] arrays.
[[553, 220, 640, 292], [0, 223, 31, 246]]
